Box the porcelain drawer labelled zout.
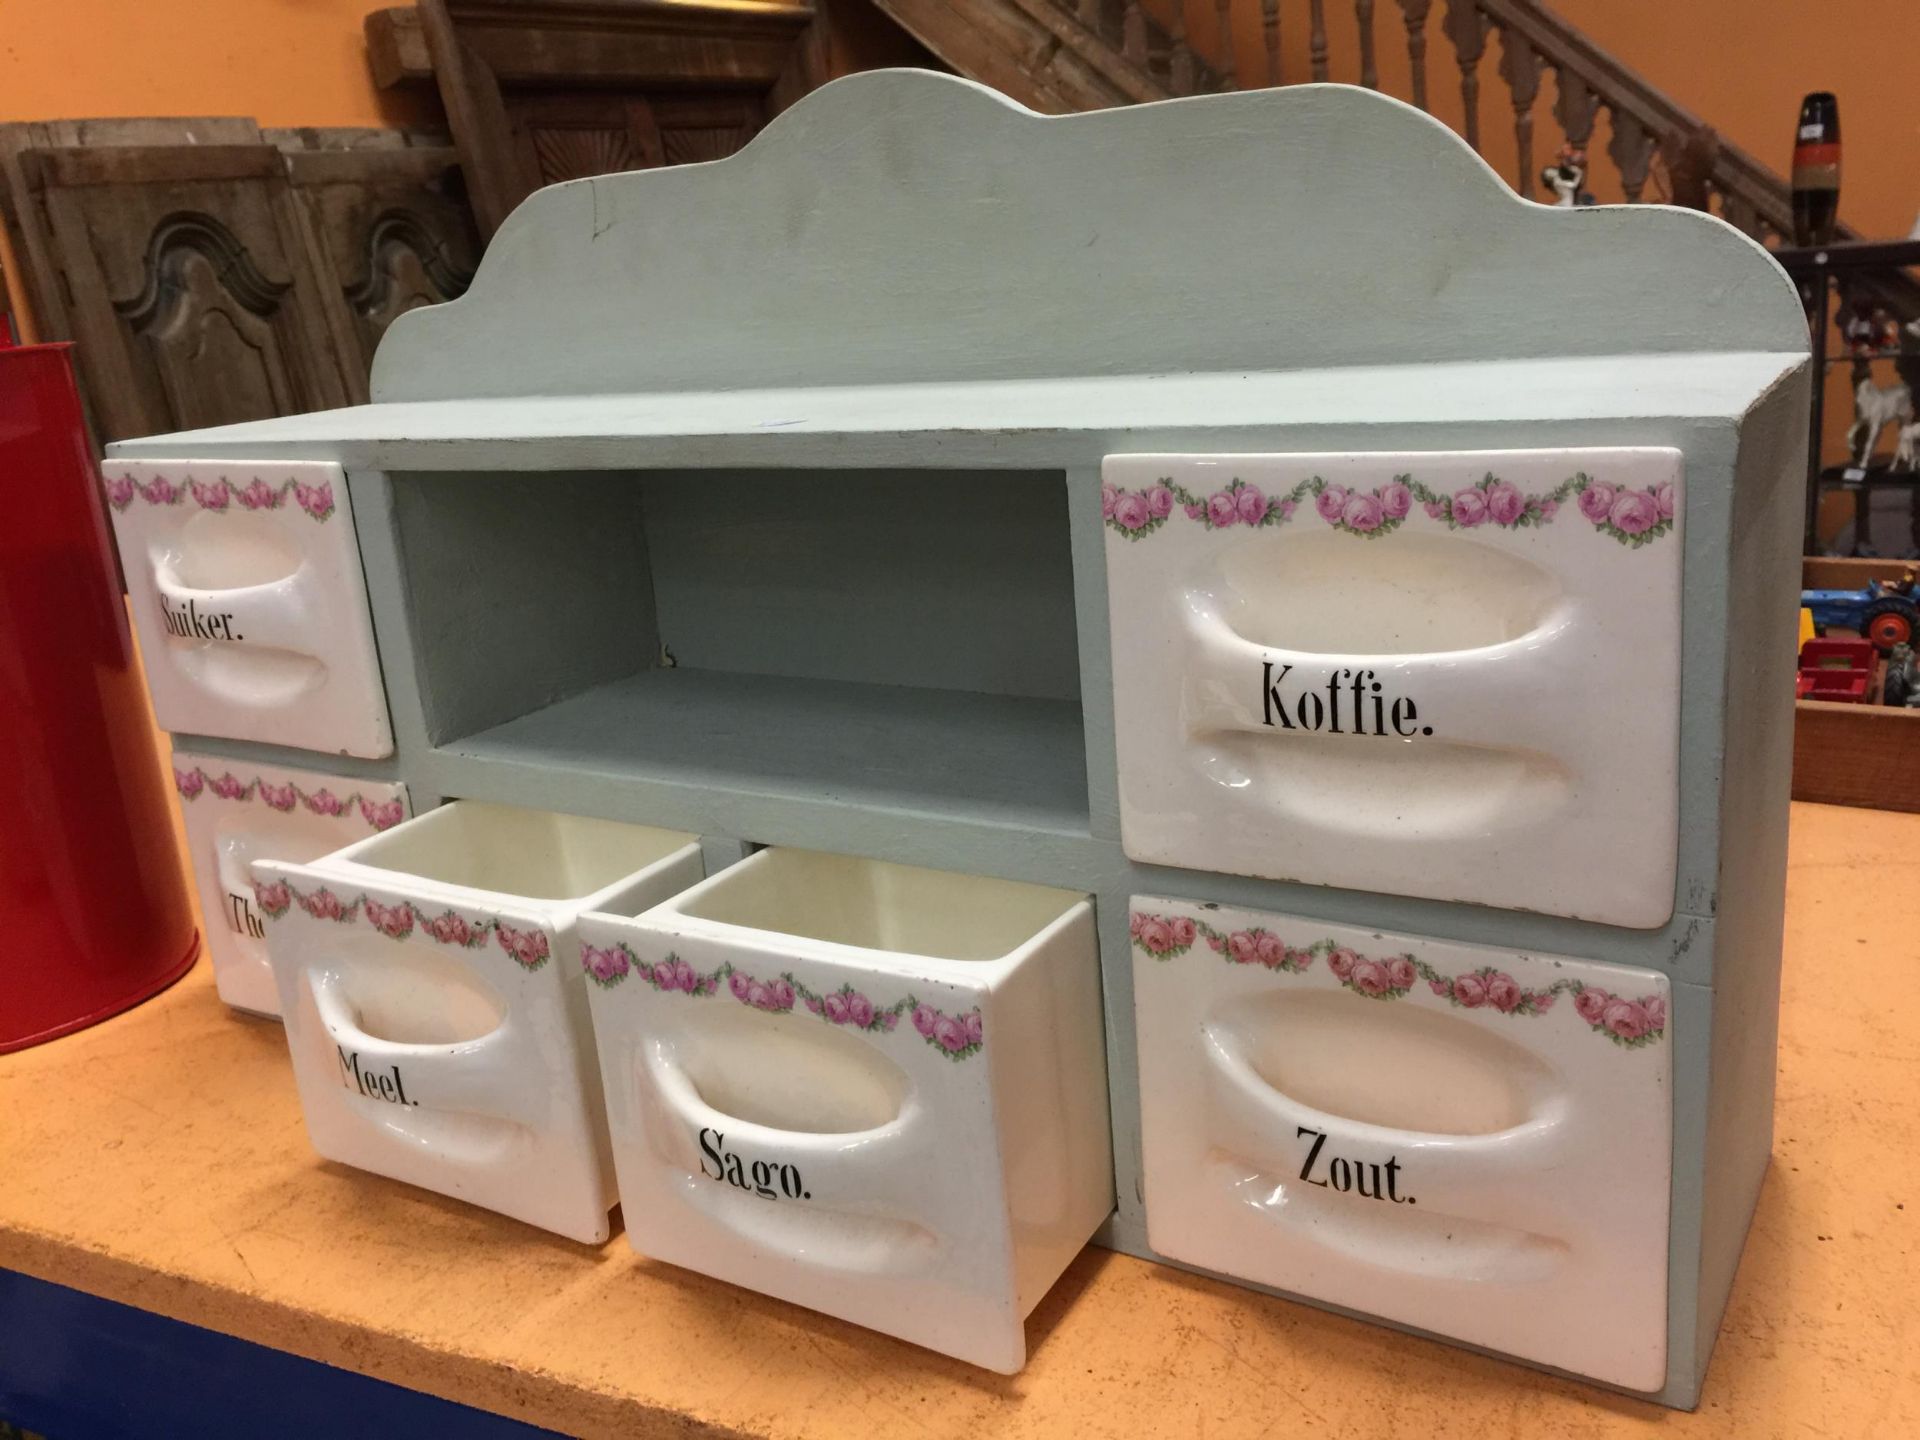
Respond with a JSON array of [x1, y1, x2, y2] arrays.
[[1104, 448, 1683, 927], [171, 748, 409, 1018], [1132, 895, 1672, 1390], [102, 459, 392, 758], [252, 801, 703, 1243], [579, 848, 1113, 1373]]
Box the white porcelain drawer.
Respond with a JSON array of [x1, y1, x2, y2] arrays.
[[103, 459, 392, 758], [1104, 448, 1682, 927], [580, 847, 1112, 1374], [171, 748, 409, 1018], [1132, 895, 1672, 1390], [252, 801, 703, 1243]]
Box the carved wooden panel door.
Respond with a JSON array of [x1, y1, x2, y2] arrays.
[[24, 145, 355, 442], [409, 0, 812, 237], [510, 94, 665, 191], [281, 143, 479, 402]]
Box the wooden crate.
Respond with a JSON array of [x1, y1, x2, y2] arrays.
[[1794, 557, 1920, 812]]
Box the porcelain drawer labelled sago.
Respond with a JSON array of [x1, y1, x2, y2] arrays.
[[102, 459, 393, 758], [254, 801, 704, 1243], [579, 848, 1114, 1373], [1131, 895, 1673, 1390], [170, 747, 408, 1018], [1104, 448, 1683, 927]]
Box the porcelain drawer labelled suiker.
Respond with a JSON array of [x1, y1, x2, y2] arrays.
[[102, 459, 392, 758], [579, 848, 1113, 1374], [1104, 449, 1682, 927], [171, 748, 408, 1018], [1131, 896, 1672, 1390], [252, 802, 703, 1243]]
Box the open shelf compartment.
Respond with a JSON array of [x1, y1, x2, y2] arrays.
[[446, 668, 1088, 834], [387, 466, 1090, 847]]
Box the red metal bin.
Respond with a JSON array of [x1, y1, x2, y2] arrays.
[[0, 343, 195, 1052]]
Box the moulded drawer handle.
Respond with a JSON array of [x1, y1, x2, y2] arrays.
[[152, 567, 317, 655], [307, 970, 543, 1128], [1179, 592, 1580, 754], [646, 1048, 931, 1228], [1202, 1022, 1572, 1236]]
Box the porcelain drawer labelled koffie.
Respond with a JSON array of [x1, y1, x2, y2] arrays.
[[579, 848, 1113, 1374], [1131, 896, 1672, 1390], [102, 459, 392, 758], [171, 747, 409, 1018], [1104, 448, 1682, 927], [252, 802, 703, 1243]]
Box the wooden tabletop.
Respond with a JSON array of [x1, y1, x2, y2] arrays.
[[4, 799, 1917, 1439]]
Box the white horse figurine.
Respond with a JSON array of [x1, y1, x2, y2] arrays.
[[1848, 377, 1915, 466]]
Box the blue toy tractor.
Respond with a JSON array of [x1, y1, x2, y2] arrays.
[[1802, 572, 1920, 652]]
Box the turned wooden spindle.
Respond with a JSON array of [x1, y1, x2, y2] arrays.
[[1553, 65, 1599, 150], [1122, 1, 1149, 67], [1608, 106, 1656, 203], [1497, 26, 1542, 198], [1395, 0, 1433, 111], [1719, 192, 1758, 239], [1168, 2, 1197, 93], [1078, 0, 1102, 30], [1215, 0, 1237, 89], [1665, 124, 1719, 212], [1356, 0, 1380, 89], [1260, 0, 1281, 87], [1441, 0, 1490, 151], [1310, 0, 1330, 81]]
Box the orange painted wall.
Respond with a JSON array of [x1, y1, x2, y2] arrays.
[[0, 0, 429, 131], [3, 0, 1908, 233], [1552, 0, 1914, 241], [1151, 0, 1913, 238], [3, 0, 1908, 236]]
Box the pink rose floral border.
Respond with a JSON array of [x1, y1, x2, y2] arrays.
[[580, 941, 985, 1062], [251, 880, 551, 971], [1102, 471, 1675, 549], [174, 763, 404, 831], [1130, 911, 1666, 1049], [104, 471, 336, 522]]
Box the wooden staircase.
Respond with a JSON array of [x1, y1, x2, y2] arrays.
[[867, 0, 1228, 113], [871, 0, 1847, 251]]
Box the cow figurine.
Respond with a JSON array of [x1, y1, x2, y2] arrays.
[[1895, 420, 1920, 472], [1840, 302, 1900, 358], [1541, 144, 1595, 207]]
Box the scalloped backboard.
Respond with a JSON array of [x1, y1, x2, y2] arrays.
[[372, 70, 1805, 404]]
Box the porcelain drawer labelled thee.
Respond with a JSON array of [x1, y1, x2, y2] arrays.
[[171, 748, 408, 1018], [253, 801, 703, 1242], [102, 459, 392, 758], [580, 848, 1113, 1374], [1104, 448, 1682, 927], [1131, 896, 1672, 1390]]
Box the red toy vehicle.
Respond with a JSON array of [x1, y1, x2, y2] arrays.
[[1796, 637, 1875, 703]]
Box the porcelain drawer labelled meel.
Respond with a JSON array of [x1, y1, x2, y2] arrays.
[[1105, 448, 1682, 928], [101, 459, 393, 758], [1132, 896, 1672, 1390], [171, 747, 409, 1018], [253, 802, 704, 1243], [578, 848, 1114, 1373]]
